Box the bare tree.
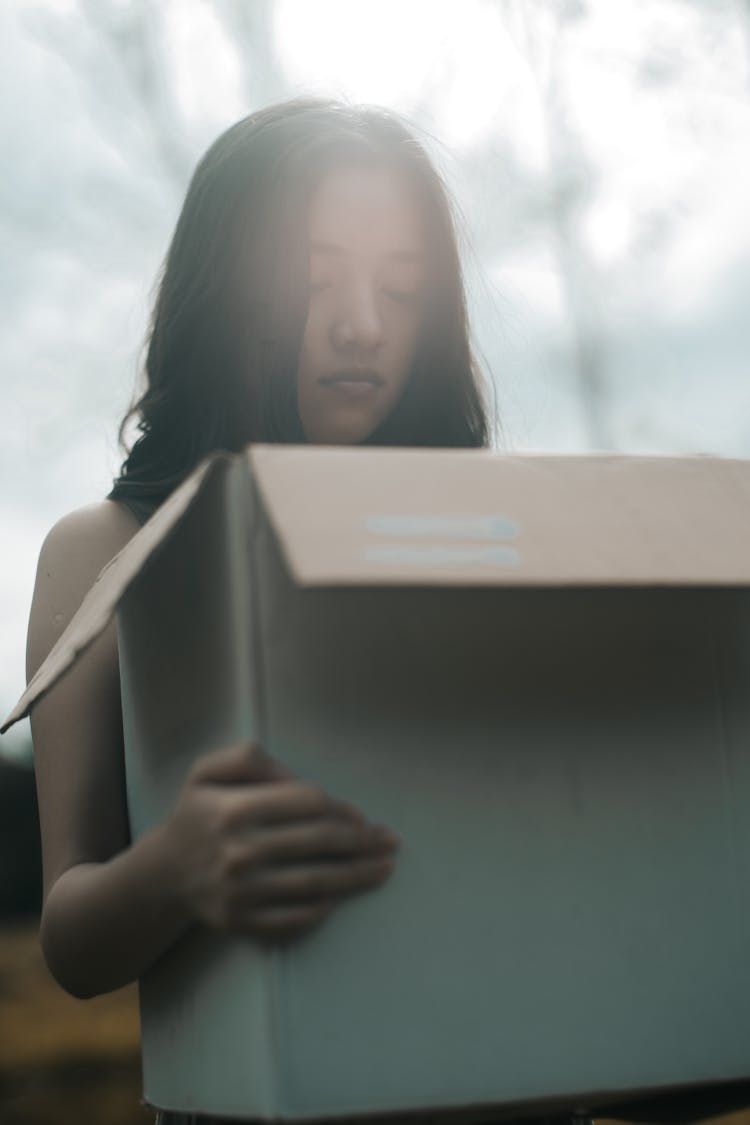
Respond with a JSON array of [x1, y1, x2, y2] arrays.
[[80, 0, 195, 185], [504, 0, 614, 448], [26, 0, 196, 189], [24, 0, 289, 190], [212, 0, 287, 109]]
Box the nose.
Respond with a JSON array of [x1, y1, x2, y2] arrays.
[[331, 281, 383, 354]]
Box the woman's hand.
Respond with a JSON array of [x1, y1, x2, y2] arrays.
[[162, 741, 400, 945]]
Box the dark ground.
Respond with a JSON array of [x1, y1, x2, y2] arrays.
[[0, 918, 152, 1124]]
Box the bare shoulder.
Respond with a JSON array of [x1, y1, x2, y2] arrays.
[[27, 500, 141, 681], [38, 499, 140, 579]]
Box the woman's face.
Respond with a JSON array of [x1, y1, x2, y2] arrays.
[[296, 164, 426, 444]]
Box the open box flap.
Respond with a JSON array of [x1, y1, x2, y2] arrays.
[[1, 454, 228, 733], [249, 446, 750, 587]]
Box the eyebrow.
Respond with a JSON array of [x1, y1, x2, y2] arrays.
[[310, 240, 424, 264]]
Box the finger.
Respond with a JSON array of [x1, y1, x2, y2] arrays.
[[191, 742, 288, 786], [224, 781, 367, 829], [247, 854, 395, 905], [246, 900, 335, 942], [259, 754, 295, 782], [253, 817, 398, 863]]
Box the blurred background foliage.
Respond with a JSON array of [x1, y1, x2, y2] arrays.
[[2, 1, 750, 1120]]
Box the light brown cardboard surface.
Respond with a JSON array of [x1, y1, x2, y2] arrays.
[[249, 447, 750, 586]]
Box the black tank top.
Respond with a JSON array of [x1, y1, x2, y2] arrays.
[[105, 490, 164, 527]]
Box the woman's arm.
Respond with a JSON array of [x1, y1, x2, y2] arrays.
[[28, 501, 193, 998], [28, 502, 399, 1000]]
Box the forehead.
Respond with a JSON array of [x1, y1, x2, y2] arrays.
[[307, 164, 424, 257]]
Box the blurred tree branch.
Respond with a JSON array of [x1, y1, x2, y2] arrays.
[[78, 0, 195, 186], [509, 0, 613, 449], [26, 0, 194, 188], [212, 0, 286, 108]]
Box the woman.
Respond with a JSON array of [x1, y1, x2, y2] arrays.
[[26, 97, 514, 1124], [24, 97, 750, 1125]]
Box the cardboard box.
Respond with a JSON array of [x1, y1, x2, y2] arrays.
[[7, 446, 750, 1123]]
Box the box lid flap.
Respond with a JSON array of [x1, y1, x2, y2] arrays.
[[1, 454, 226, 733], [249, 446, 750, 587]]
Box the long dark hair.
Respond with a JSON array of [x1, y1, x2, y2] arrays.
[[109, 98, 493, 502]]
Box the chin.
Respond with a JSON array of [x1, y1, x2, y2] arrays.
[[303, 416, 381, 445], [314, 428, 375, 446]]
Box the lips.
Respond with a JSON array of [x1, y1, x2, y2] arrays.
[[318, 368, 384, 388]]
